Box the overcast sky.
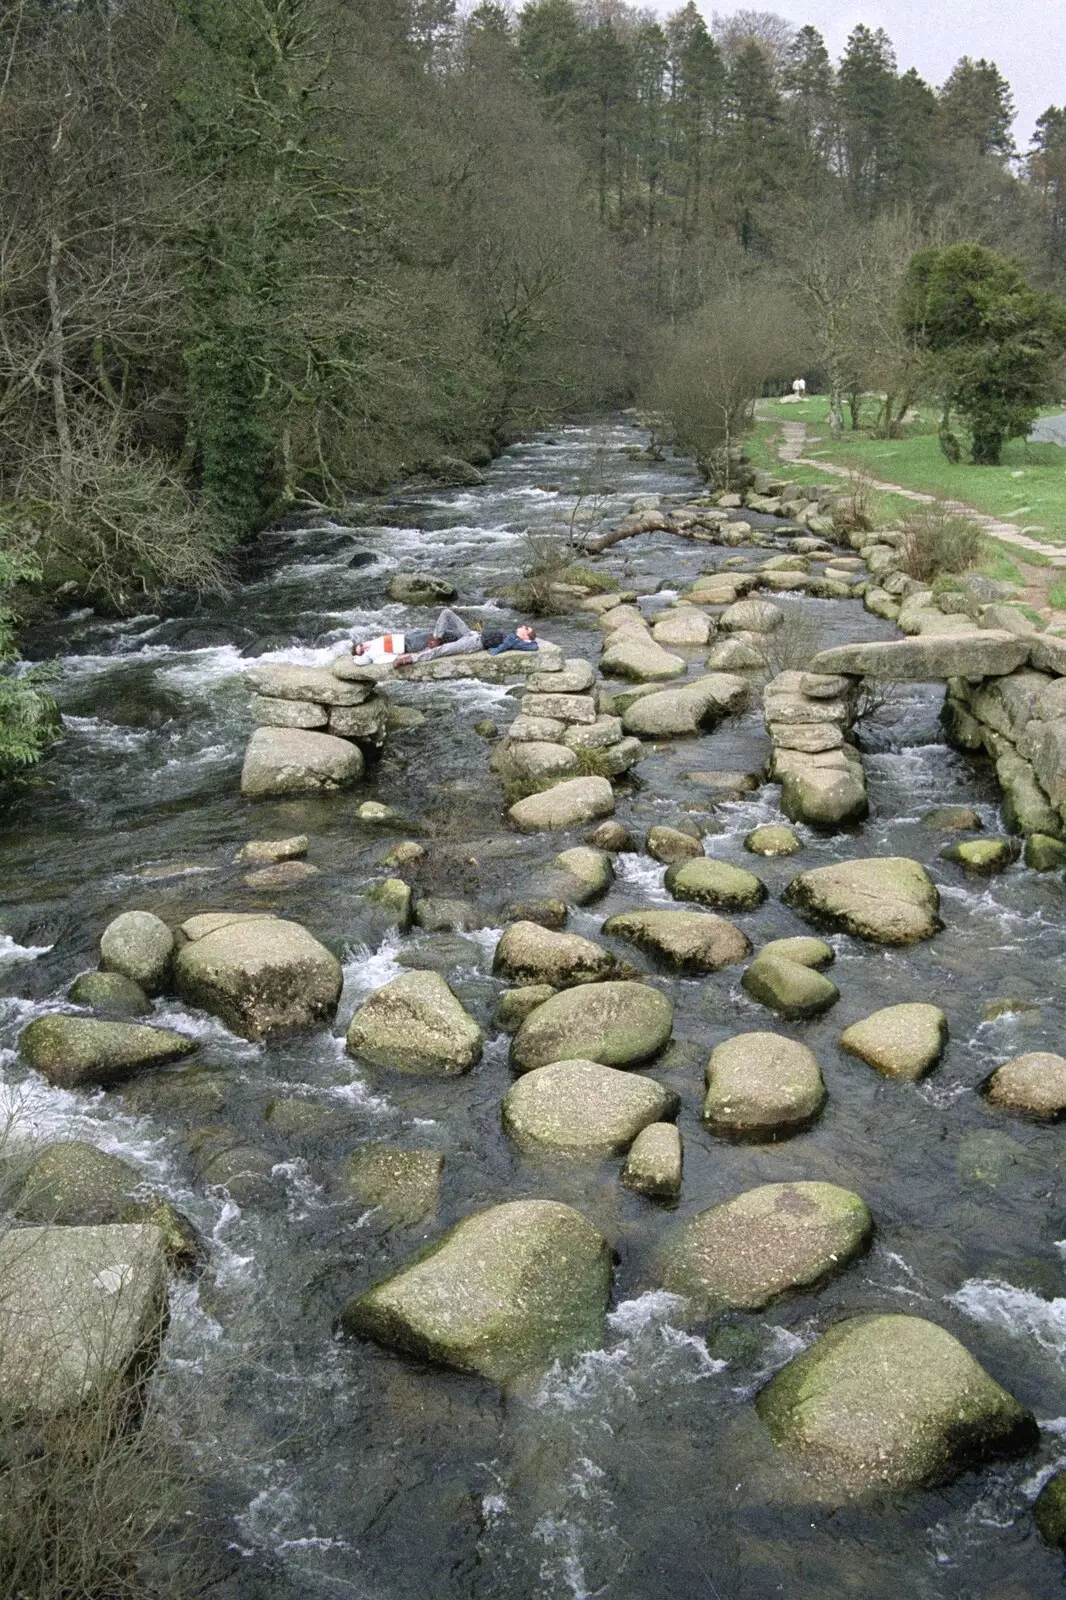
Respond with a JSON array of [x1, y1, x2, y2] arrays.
[[649, 1, 1066, 149]]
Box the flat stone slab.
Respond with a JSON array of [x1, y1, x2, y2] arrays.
[[840, 1003, 948, 1080], [245, 664, 374, 705], [806, 631, 1028, 682], [502, 1059, 679, 1155], [343, 1199, 611, 1383], [599, 633, 686, 682], [704, 1031, 826, 1139], [0, 1224, 168, 1412], [784, 857, 940, 945], [661, 1181, 872, 1312], [621, 675, 747, 737], [756, 1313, 1037, 1499], [508, 777, 614, 833]]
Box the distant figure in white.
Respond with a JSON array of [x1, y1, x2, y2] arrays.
[[792, 377, 807, 398]]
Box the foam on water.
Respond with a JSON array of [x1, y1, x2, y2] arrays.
[[614, 851, 671, 902], [0, 932, 52, 964], [948, 1278, 1066, 1361]]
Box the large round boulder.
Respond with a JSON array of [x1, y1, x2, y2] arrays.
[[502, 1059, 678, 1155], [778, 757, 869, 828], [646, 825, 703, 865], [665, 857, 766, 913], [984, 1051, 1066, 1119], [508, 776, 614, 833], [661, 1182, 872, 1313], [99, 910, 174, 994], [703, 1032, 825, 1139], [602, 909, 751, 973], [720, 598, 783, 633], [19, 1016, 194, 1089], [174, 912, 342, 1041], [783, 857, 940, 944], [342, 1199, 612, 1383], [756, 1313, 1038, 1499], [241, 726, 364, 797], [492, 921, 615, 989], [839, 1003, 948, 1081], [10, 1140, 197, 1265], [510, 981, 673, 1074], [346, 970, 483, 1075]]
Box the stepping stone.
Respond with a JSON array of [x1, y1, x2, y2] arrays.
[[839, 1003, 947, 1081], [703, 1031, 825, 1139]]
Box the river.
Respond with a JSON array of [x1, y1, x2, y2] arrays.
[[3, 420, 1066, 1598]]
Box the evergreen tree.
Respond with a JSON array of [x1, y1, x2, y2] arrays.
[[783, 25, 835, 167], [1030, 108, 1066, 279], [837, 25, 899, 211], [937, 57, 1016, 161]]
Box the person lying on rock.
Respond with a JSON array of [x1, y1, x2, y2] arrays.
[[350, 608, 481, 665], [482, 623, 538, 655]]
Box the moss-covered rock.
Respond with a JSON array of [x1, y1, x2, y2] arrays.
[[984, 1051, 1066, 1119], [494, 985, 556, 1033], [1024, 833, 1066, 871], [550, 846, 614, 901], [12, 1140, 197, 1266], [367, 877, 414, 931], [741, 952, 839, 1020], [757, 936, 834, 968], [664, 857, 766, 913], [174, 912, 343, 1040], [342, 1199, 612, 1382], [621, 1122, 682, 1202], [502, 1059, 678, 1155], [346, 971, 483, 1075], [602, 909, 751, 973], [703, 1031, 825, 1139], [99, 910, 174, 994], [646, 826, 703, 865], [340, 1144, 444, 1223], [510, 981, 673, 1074], [585, 820, 636, 852], [783, 857, 940, 944], [920, 806, 983, 831], [756, 1313, 1038, 1499], [940, 837, 1020, 874], [19, 1015, 194, 1089], [744, 824, 802, 857], [492, 920, 614, 989], [661, 1181, 871, 1313], [1035, 1469, 1066, 1552], [502, 898, 568, 929], [68, 970, 151, 1017], [508, 777, 615, 833], [839, 1003, 947, 1081]]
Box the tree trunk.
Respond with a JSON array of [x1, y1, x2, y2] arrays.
[[46, 229, 73, 507]]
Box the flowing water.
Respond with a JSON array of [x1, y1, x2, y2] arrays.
[[4, 421, 1066, 1597]]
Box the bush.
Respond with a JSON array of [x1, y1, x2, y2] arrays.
[[830, 467, 874, 538], [898, 504, 983, 582], [760, 603, 825, 674], [500, 534, 616, 616], [0, 549, 59, 782]]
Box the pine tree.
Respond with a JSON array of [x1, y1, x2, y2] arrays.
[[837, 25, 899, 211], [937, 57, 1016, 162]]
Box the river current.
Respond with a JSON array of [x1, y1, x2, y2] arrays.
[[3, 422, 1066, 1597]]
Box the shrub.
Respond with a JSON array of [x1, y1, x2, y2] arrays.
[[898, 504, 983, 582], [830, 467, 874, 538], [0, 549, 59, 782], [500, 533, 616, 616], [759, 603, 825, 674]]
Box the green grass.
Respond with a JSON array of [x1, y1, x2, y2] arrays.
[[1049, 577, 1066, 610], [751, 397, 1066, 544], [979, 544, 1027, 583]]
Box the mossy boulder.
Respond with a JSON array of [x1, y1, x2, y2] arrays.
[[622, 1122, 682, 1202], [342, 1199, 612, 1383], [940, 837, 1020, 874], [664, 857, 766, 913], [502, 1059, 678, 1155], [661, 1182, 871, 1313], [704, 1032, 825, 1139], [19, 1015, 194, 1089], [1035, 1470, 1066, 1552], [741, 952, 839, 1020], [494, 985, 556, 1032], [68, 970, 151, 1017], [984, 1051, 1066, 1119], [839, 1003, 948, 1081], [346, 971, 483, 1075], [921, 806, 983, 831], [508, 777, 615, 833], [11, 1141, 198, 1266], [550, 846, 614, 902], [758, 936, 834, 968], [492, 920, 614, 989], [99, 910, 174, 994], [340, 1144, 444, 1224], [503, 898, 568, 930], [1024, 833, 1066, 871], [602, 909, 751, 973], [510, 981, 673, 1073], [174, 912, 343, 1040], [756, 1313, 1038, 1499], [745, 824, 801, 857], [646, 825, 703, 865], [783, 857, 940, 945]]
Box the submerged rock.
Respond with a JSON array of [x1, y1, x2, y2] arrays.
[[346, 971, 483, 1075], [984, 1051, 1066, 1119], [745, 824, 801, 857], [661, 1182, 872, 1313], [492, 920, 615, 989], [20, 1015, 194, 1089], [839, 1003, 948, 1081], [665, 857, 766, 912], [921, 807, 982, 832], [741, 951, 839, 1020], [340, 1144, 444, 1224], [703, 1032, 825, 1139], [756, 1313, 1037, 1499], [1035, 1470, 1066, 1552], [602, 909, 750, 973], [940, 837, 1020, 874], [511, 980, 673, 1073], [0, 1223, 170, 1414], [99, 910, 174, 994], [343, 1199, 612, 1383], [783, 857, 940, 945], [237, 834, 309, 864], [502, 1059, 678, 1155], [622, 1122, 682, 1202], [508, 777, 615, 833], [174, 912, 342, 1040]]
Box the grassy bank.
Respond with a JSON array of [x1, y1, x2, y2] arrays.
[[750, 397, 1066, 543]]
